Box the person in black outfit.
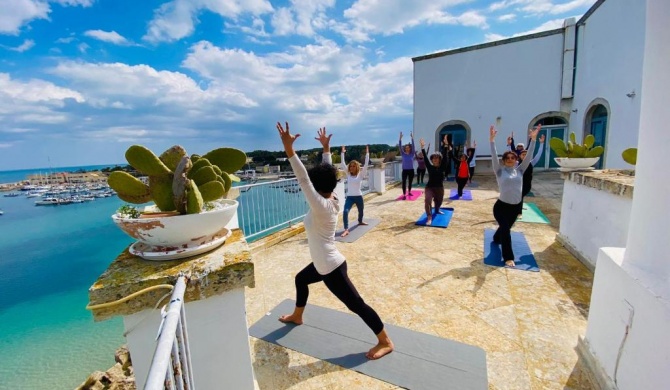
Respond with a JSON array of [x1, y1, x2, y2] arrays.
[[419, 138, 448, 225], [440, 134, 453, 180]]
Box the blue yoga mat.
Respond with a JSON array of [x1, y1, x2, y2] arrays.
[[416, 207, 454, 228], [483, 228, 539, 272], [449, 189, 472, 200]]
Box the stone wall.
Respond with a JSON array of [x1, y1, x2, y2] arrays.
[[76, 346, 135, 390]]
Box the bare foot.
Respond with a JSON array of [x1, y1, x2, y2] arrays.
[[278, 314, 303, 325], [436, 209, 444, 215], [358, 221, 368, 226], [505, 260, 516, 267], [426, 217, 432, 226], [366, 340, 394, 360], [341, 229, 350, 237], [402, 195, 406, 200]]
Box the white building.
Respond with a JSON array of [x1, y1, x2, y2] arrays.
[[413, 0, 643, 170]]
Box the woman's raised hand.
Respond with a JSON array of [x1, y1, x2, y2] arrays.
[[539, 134, 546, 143], [315, 127, 332, 149], [410, 131, 414, 139], [399, 131, 403, 140], [277, 122, 300, 149], [365, 145, 369, 154], [489, 125, 497, 141], [419, 138, 425, 148], [342, 145, 346, 154], [529, 124, 541, 140]]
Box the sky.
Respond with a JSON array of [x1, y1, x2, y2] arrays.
[[0, 0, 597, 170]]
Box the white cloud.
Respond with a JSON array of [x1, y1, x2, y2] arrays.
[[78, 42, 89, 53], [270, 7, 295, 36], [0, 143, 13, 148], [0, 0, 94, 35], [4, 39, 35, 52], [498, 13, 516, 22], [0, 0, 50, 34], [485, 17, 572, 41], [342, 0, 486, 41], [486, 0, 595, 15], [84, 30, 130, 45], [143, 0, 274, 43]]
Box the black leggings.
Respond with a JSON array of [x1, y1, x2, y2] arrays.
[[416, 168, 426, 184], [492, 199, 523, 261], [468, 166, 475, 182], [295, 261, 384, 335], [401, 169, 415, 195], [456, 177, 468, 197]]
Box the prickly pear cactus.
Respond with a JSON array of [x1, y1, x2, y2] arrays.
[[549, 132, 604, 159], [622, 148, 637, 165], [108, 144, 247, 215]]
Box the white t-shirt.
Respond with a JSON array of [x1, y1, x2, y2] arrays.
[[341, 152, 369, 197], [289, 153, 345, 275]]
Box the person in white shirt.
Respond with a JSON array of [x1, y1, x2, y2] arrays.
[[340, 144, 370, 237], [276, 122, 394, 360]]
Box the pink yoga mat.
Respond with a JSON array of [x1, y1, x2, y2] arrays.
[[396, 190, 423, 201]]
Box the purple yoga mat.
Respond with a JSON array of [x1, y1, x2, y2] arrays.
[[449, 189, 472, 200]]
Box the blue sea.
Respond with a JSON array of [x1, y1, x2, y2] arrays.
[[0, 166, 307, 389], [0, 173, 131, 389]]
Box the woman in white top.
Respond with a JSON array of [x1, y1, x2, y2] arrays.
[[276, 122, 394, 360], [340, 145, 369, 237]]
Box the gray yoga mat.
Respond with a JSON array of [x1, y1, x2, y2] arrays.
[[249, 299, 488, 390], [335, 218, 381, 243]]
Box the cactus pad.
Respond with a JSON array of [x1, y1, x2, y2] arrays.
[[202, 147, 247, 174], [159, 145, 188, 172], [125, 145, 171, 176]]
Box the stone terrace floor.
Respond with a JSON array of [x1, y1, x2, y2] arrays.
[[245, 171, 595, 390]]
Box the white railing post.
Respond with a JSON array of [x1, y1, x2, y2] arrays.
[[144, 277, 192, 390], [370, 165, 387, 194]]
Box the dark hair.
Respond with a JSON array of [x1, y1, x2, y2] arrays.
[[308, 163, 338, 193], [466, 148, 475, 156], [430, 153, 442, 161], [502, 151, 517, 161]]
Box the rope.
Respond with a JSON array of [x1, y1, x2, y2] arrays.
[[86, 284, 175, 310]]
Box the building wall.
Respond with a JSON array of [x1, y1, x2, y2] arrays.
[[558, 179, 631, 269], [413, 32, 565, 154], [571, 0, 646, 169]]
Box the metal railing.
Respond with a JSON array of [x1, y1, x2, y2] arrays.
[[385, 161, 402, 182], [235, 167, 378, 242], [145, 277, 194, 390], [235, 178, 309, 242]]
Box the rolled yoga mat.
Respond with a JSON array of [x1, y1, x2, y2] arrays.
[[249, 299, 489, 390]]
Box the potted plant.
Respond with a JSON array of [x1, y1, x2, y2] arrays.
[[622, 147, 637, 166], [370, 151, 385, 164], [108, 144, 247, 260], [549, 132, 604, 170]]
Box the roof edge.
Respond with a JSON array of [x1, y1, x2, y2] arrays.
[[577, 0, 606, 25], [412, 28, 564, 63]]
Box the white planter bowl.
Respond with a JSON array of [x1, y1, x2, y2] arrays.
[[553, 157, 600, 169], [112, 199, 238, 248], [370, 158, 384, 164]]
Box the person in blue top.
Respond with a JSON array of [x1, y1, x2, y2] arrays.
[[490, 124, 540, 267], [398, 131, 416, 199]]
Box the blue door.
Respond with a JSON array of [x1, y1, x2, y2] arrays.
[[589, 105, 608, 169]]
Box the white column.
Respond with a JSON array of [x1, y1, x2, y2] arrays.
[[369, 166, 386, 194], [335, 181, 345, 214], [622, 0, 670, 298]]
